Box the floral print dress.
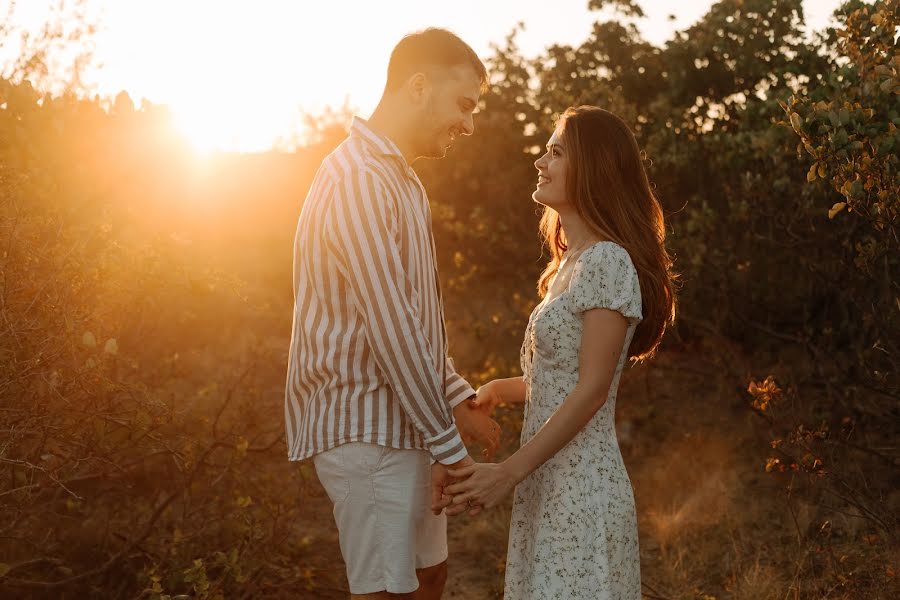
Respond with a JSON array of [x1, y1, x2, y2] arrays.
[[504, 241, 643, 599]]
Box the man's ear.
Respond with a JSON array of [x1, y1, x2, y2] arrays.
[[407, 72, 429, 105]]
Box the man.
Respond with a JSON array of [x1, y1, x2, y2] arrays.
[[284, 28, 499, 599]]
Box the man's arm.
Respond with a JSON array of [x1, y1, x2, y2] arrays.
[[323, 167, 466, 465], [444, 356, 475, 409], [444, 355, 500, 457]]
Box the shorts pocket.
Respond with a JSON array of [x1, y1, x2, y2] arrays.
[[349, 442, 390, 474], [313, 448, 351, 503]]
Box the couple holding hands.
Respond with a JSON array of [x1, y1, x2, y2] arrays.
[[285, 27, 676, 600]]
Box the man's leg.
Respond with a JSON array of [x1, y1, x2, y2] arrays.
[[410, 451, 449, 600], [351, 592, 414, 600], [314, 443, 430, 597], [414, 560, 448, 600]]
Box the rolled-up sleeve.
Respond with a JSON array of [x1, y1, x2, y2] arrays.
[[445, 356, 476, 409], [323, 167, 467, 465]]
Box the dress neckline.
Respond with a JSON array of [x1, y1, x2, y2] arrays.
[[542, 240, 615, 308]]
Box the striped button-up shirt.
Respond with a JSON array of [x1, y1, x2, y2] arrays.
[[284, 117, 475, 465]]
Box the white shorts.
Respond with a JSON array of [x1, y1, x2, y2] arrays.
[[313, 442, 448, 594]]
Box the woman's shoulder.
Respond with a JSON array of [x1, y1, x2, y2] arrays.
[[569, 240, 642, 320], [577, 241, 636, 274]]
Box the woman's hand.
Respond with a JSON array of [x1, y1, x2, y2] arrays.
[[443, 461, 519, 515], [431, 455, 476, 515], [469, 380, 505, 415]]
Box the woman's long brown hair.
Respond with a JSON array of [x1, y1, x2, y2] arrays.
[[537, 106, 677, 361]]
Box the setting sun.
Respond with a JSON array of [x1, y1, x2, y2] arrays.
[[95, 0, 315, 152], [168, 91, 299, 155]]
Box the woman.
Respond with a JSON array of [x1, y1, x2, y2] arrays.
[[437, 106, 677, 598]]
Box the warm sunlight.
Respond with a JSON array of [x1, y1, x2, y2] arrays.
[[168, 90, 298, 155], [102, 1, 313, 153], [3, 0, 844, 153], [3, 0, 895, 597], [5, 0, 840, 153]]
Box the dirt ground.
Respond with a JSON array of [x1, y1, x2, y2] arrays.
[[296, 349, 898, 599]]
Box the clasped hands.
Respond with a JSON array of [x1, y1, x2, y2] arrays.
[[431, 384, 518, 517]]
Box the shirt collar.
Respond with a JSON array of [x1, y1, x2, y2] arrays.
[[351, 116, 409, 166]]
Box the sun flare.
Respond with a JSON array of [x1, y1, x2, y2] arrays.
[[124, 1, 311, 154], [169, 95, 297, 155], [4, 0, 844, 153]]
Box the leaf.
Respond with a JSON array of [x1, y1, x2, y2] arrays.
[[748, 376, 782, 410], [789, 112, 803, 132], [829, 202, 847, 219], [817, 162, 827, 178], [833, 129, 849, 147], [807, 162, 818, 182]]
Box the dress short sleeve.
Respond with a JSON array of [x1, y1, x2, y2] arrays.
[[568, 242, 642, 323]]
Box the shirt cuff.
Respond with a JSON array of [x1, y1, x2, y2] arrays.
[[425, 424, 468, 465], [446, 376, 476, 409]]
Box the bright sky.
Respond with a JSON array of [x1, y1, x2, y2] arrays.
[[4, 0, 844, 152]]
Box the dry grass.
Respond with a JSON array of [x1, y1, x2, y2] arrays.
[[428, 350, 899, 599], [281, 348, 897, 599]]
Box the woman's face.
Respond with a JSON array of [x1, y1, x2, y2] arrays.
[[532, 127, 569, 209]]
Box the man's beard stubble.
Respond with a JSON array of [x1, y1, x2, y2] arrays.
[[416, 100, 449, 160]]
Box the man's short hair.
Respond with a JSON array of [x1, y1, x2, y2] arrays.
[[384, 28, 488, 94]]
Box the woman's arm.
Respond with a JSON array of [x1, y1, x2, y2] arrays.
[[441, 308, 628, 513], [492, 377, 527, 404], [470, 376, 526, 414]]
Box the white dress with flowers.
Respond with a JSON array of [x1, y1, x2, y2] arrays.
[[504, 241, 643, 600]]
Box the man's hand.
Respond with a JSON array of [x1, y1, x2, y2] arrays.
[[431, 455, 480, 516], [453, 400, 501, 459]]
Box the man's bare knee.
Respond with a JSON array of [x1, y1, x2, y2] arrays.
[[415, 561, 447, 599], [351, 591, 414, 600], [418, 561, 448, 587]]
